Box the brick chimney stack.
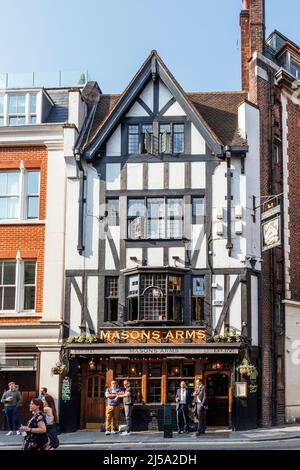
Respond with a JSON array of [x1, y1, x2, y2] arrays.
[[240, 0, 265, 91]]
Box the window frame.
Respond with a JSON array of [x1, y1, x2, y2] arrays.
[[0, 92, 38, 127], [0, 168, 40, 221], [191, 275, 205, 323], [0, 259, 37, 314], [104, 276, 119, 322]]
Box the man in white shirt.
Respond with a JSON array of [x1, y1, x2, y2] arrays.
[[175, 381, 192, 434]]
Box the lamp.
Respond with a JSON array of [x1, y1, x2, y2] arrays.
[[88, 358, 96, 370]]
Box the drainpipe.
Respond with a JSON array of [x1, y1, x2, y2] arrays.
[[75, 150, 85, 255], [225, 150, 233, 256]]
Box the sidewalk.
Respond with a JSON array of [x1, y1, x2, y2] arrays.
[[1, 424, 300, 447]]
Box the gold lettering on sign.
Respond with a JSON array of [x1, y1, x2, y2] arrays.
[[98, 329, 206, 343]]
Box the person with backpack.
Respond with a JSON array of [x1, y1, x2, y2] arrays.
[[117, 379, 135, 436]]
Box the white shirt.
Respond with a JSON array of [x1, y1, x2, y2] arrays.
[[180, 388, 187, 404]]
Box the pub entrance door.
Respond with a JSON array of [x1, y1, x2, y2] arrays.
[[82, 373, 105, 429], [205, 372, 231, 427]]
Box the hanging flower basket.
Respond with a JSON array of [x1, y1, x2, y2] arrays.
[[237, 357, 258, 378], [51, 362, 67, 375]]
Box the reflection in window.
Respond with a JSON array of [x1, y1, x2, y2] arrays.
[[27, 171, 40, 219]]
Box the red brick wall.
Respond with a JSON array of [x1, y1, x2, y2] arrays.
[[0, 146, 47, 320], [286, 100, 300, 302], [240, 9, 250, 91]]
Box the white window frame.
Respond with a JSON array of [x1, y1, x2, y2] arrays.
[[0, 91, 40, 126], [0, 257, 37, 315], [0, 164, 40, 221]]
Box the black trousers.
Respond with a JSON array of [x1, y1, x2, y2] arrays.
[[176, 404, 189, 431], [4, 406, 19, 431], [124, 405, 133, 433], [196, 404, 206, 433]]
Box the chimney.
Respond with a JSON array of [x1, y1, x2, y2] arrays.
[[240, 0, 265, 91]]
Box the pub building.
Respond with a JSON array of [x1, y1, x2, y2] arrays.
[[61, 51, 261, 432]]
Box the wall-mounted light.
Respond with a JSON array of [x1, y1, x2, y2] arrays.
[[89, 358, 96, 370]]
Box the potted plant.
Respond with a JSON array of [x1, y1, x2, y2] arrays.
[[51, 362, 67, 375]]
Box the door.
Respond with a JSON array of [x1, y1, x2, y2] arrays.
[[84, 374, 105, 428], [205, 372, 230, 427]]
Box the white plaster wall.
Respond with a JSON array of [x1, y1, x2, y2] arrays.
[[126, 101, 148, 117], [87, 276, 98, 331], [251, 275, 259, 346], [191, 225, 206, 268], [68, 90, 86, 130], [105, 226, 120, 270], [148, 162, 164, 189], [139, 81, 153, 111], [43, 144, 65, 322], [191, 161, 206, 188], [211, 275, 225, 331], [239, 102, 261, 268], [159, 80, 173, 111], [229, 276, 241, 333], [168, 162, 185, 189], [127, 163, 143, 190], [285, 303, 300, 422], [106, 163, 121, 190], [163, 101, 186, 116], [168, 247, 185, 268], [39, 350, 60, 410], [69, 278, 82, 336], [147, 247, 164, 267], [126, 248, 143, 268], [191, 123, 206, 154], [106, 124, 121, 157]]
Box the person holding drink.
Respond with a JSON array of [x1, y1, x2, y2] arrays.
[[1, 382, 22, 436]]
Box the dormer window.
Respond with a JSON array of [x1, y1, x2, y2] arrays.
[[290, 61, 300, 79], [0, 92, 37, 126]]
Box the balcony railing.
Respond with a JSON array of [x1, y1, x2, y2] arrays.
[[0, 70, 89, 89]]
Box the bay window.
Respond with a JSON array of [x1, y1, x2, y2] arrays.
[[192, 276, 205, 322]]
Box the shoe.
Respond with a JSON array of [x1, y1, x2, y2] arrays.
[[110, 430, 116, 434], [6, 431, 13, 436], [120, 431, 130, 436], [177, 430, 183, 434], [105, 431, 111, 435], [16, 431, 21, 435]]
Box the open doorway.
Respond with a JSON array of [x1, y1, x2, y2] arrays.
[[205, 372, 230, 427]]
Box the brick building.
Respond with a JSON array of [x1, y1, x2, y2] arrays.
[[0, 82, 87, 427], [240, 0, 300, 425]]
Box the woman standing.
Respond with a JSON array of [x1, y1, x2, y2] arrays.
[[44, 395, 59, 449], [20, 398, 51, 450]]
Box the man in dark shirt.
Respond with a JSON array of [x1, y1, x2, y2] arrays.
[[1, 382, 22, 436], [118, 379, 135, 436], [193, 377, 207, 435], [105, 380, 121, 435]]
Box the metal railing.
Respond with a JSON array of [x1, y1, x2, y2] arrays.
[[0, 70, 89, 89]]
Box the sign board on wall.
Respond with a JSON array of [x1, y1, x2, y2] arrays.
[[261, 215, 281, 251], [61, 377, 72, 402]]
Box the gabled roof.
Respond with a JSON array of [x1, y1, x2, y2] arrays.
[[79, 51, 249, 159]]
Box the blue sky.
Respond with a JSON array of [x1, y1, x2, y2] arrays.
[[1, 0, 299, 92]]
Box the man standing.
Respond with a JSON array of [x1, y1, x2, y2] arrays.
[[175, 381, 192, 434], [104, 380, 121, 435], [118, 379, 135, 436], [38, 387, 48, 400], [193, 377, 207, 436], [1, 382, 22, 436]]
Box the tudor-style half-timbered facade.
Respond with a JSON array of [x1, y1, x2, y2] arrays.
[[62, 52, 261, 432]]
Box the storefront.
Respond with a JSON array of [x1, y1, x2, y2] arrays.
[[61, 328, 259, 432]]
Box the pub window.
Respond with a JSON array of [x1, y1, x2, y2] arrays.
[[141, 124, 153, 154], [128, 125, 139, 154], [192, 276, 205, 322], [104, 277, 119, 322], [159, 123, 184, 154], [192, 197, 205, 224], [147, 362, 162, 403], [106, 198, 119, 226], [114, 362, 143, 403], [168, 276, 183, 321], [127, 199, 145, 239], [167, 363, 195, 403]]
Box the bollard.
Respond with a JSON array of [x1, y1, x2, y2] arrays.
[[163, 403, 173, 438]]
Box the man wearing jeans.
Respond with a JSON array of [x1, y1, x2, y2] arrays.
[[105, 380, 121, 435], [118, 379, 135, 436], [1, 382, 22, 436]]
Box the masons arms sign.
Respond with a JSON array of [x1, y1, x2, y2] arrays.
[[98, 328, 206, 344]]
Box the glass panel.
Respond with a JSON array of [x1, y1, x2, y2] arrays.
[[168, 276, 182, 294], [0, 287, 2, 309], [6, 198, 19, 219], [192, 297, 204, 321], [105, 277, 118, 297], [94, 377, 99, 398], [24, 286, 35, 310], [3, 262, 16, 285], [24, 261, 36, 284], [17, 95, 25, 113], [115, 363, 128, 378], [27, 196, 39, 218], [106, 198, 119, 225], [128, 125, 139, 154], [30, 94, 37, 114], [192, 197, 205, 219], [0, 117, 4, 126], [168, 364, 181, 377], [7, 172, 20, 195], [167, 379, 181, 403], [192, 277, 205, 296], [0, 95, 3, 115], [147, 379, 161, 403], [128, 275, 139, 295], [128, 199, 145, 217], [148, 362, 162, 377], [129, 379, 142, 403], [129, 363, 142, 377], [27, 171, 39, 194], [8, 95, 17, 114], [9, 116, 26, 125], [30, 115, 37, 124], [182, 363, 195, 377], [3, 286, 15, 310], [147, 198, 165, 239], [173, 124, 184, 153]]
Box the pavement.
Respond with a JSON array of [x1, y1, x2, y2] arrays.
[[1, 424, 300, 447]]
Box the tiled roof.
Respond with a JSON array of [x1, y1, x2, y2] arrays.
[[186, 91, 248, 147], [88, 94, 121, 143], [46, 89, 69, 123]]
